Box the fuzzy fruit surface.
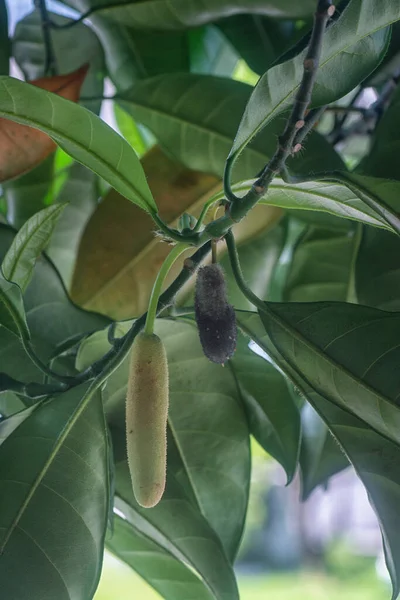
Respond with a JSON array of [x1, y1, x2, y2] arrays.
[[126, 332, 169, 508], [195, 264, 237, 364]]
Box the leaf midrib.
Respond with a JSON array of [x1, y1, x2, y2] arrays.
[[0, 80, 154, 213]]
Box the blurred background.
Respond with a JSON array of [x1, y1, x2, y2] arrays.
[[95, 449, 391, 600], [5, 1, 393, 599]]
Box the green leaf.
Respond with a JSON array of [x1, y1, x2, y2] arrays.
[[252, 178, 395, 231], [358, 83, 400, 180], [46, 163, 99, 289], [356, 226, 400, 311], [0, 76, 157, 213], [2, 204, 67, 292], [114, 104, 148, 156], [230, 0, 396, 160], [91, 16, 189, 91], [3, 155, 56, 229], [300, 402, 349, 500], [231, 332, 300, 483], [0, 391, 25, 418], [118, 73, 345, 182], [236, 310, 400, 598], [77, 319, 250, 561], [113, 466, 239, 600], [307, 390, 400, 600], [258, 301, 400, 448], [13, 9, 105, 114], [217, 15, 310, 76], [64, 0, 316, 29], [189, 25, 238, 76], [108, 514, 214, 600], [0, 0, 9, 76], [333, 172, 400, 235], [0, 224, 109, 384], [284, 225, 360, 303], [0, 382, 109, 600], [0, 270, 29, 339]]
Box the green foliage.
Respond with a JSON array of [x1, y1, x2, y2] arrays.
[[0, 382, 109, 600], [0, 77, 157, 213], [1, 1, 400, 599]]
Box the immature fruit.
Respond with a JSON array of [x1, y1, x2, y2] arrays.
[[194, 264, 237, 364], [126, 332, 169, 508]]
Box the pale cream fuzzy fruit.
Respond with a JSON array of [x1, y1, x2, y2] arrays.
[[126, 332, 169, 508]]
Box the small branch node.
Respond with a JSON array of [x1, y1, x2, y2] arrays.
[[327, 5, 336, 17], [303, 58, 317, 72]]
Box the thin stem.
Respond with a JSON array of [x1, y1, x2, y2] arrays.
[[107, 322, 119, 345], [21, 338, 76, 384], [48, 1, 134, 29], [151, 213, 199, 244], [216, 0, 333, 231], [224, 230, 266, 312], [34, 0, 57, 76], [192, 193, 224, 234], [255, 1, 333, 188], [48, 8, 96, 29], [144, 243, 189, 334], [293, 105, 326, 147]]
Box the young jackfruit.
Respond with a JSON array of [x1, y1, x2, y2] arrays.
[[194, 264, 237, 364], [126, 332, 169, 508]]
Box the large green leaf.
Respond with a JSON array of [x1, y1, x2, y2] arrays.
[[231, 332, 300, 483], [108, 514, 214, 600], [284, 225, 360, 303], [250, 178, 394, 231], [47, 163, 99, 289], [0, 77, 156, 213], [358, 83, 400, 180], [217, 15, 310, 76], [257, 301, 400, 447], [3, 155, 56, 229], [333, 172, 400, 235], [0, 391, 25, 418], [77, 319, 250, 561], [0, 382, 109, 600], [300, 402, 349, 500], [0, 224, 108, 384], [118, 74, 345, 182], [2, 204, 67, 292], [0, 0, 9, 76], [90, 16, 189, 91], [235, 310, 400, 598], [189, 25, 238, 76], [0, 270, 29, 339], [230, 0, 396, 160], [306, 390, 400, 599], [64, 0, 316, 29], [356, 227, 400, 312], [113, 463, 239, 600], [13, 9, 105, 114]]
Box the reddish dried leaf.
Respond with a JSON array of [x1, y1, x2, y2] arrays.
[[0, 65, 88, 183]]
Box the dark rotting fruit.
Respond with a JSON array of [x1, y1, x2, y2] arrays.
[[194, 264, 237, 364]]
